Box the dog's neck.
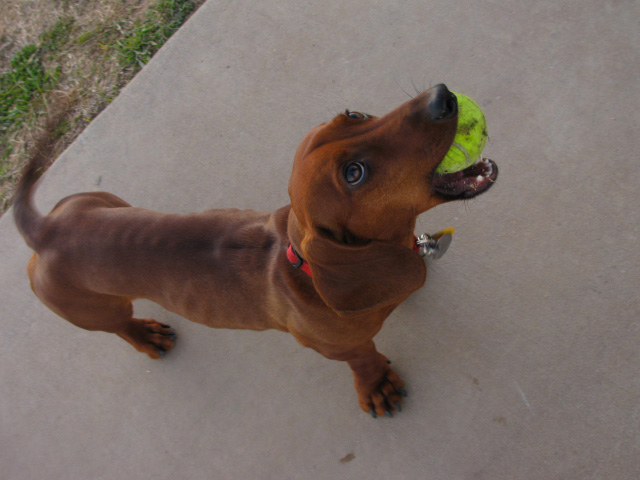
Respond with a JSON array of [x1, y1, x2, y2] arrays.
[[286, 209, 305, 255], [286, 209, 418, 256]]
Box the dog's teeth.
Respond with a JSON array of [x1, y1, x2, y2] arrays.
[[483, 159, 494, 176], [476, 175, 485, 182]]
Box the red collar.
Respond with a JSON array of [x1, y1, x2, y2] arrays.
[[287, 237, 421, 278], [287, 244, 313, 276]]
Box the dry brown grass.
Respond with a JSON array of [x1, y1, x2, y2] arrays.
[[0, 0, 204, 213]]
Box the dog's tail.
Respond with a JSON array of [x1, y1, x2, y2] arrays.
[[13, 95, 72, 251]]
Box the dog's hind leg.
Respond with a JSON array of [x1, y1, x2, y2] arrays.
[[27, 254, 176, 359], [115, 318, 176, 359]]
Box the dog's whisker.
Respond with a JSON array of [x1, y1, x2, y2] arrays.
[[421, 75, 430, 93], [393, 77, 415, 99], [410, 77, 420, 96]]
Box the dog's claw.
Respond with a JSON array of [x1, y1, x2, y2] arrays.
[[169, 334, 177, 341], [156, 348, 166, 356], [161, 324, 171, 328], [386, 359, 392, 364], [357, 363, 406, 418]]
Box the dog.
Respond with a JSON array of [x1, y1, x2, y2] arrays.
[[14, 84, 497, 417]]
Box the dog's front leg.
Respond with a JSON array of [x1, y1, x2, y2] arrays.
[[342, 341, 407, 418]]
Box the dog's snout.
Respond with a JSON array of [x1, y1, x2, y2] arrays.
[[426, 84, 457, 121]]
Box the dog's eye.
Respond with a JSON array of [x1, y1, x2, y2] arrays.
[[344, 110, 370, 120], [343, 162, 367, 185]]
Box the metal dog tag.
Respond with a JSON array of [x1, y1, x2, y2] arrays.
[[416, 228, 455, 259]]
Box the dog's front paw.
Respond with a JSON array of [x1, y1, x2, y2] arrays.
[[354, 365, 407, 418]]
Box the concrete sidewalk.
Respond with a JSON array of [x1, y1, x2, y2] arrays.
[[1, 1, 638, 478]]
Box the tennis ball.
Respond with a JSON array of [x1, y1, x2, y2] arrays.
[[435, 92, 488, 174]]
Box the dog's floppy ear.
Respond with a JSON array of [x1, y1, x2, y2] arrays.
[[303, 235, 426, 316]]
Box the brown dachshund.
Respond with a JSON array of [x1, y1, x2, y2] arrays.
[[14, 84, 497, 417]]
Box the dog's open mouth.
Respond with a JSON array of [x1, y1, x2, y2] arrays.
[[432, 158, 498, 199]]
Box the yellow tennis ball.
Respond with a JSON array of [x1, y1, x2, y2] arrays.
[[435, 92, 488, 174]]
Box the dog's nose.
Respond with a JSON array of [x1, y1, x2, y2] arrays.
[[426, 84, 457, 121]]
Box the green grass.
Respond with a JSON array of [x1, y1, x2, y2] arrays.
[[0, 45, 59, 160], [39, 17, 75, 53], [116, 0, 196, 70], [0, 17, 74, 138], [0, 17, 78, 162]]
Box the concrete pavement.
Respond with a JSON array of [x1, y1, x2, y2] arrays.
[[1, 1, 639, 478]]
